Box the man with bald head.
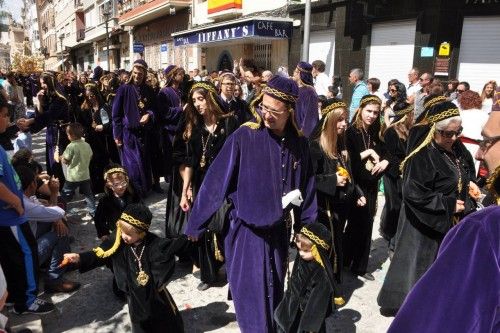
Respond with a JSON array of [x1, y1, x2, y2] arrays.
[[387, 87, 500, 333]]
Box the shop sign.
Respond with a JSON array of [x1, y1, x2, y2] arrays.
[[434, 57, 450, 76], [133, 42, 144, 53], [160, 43, 168, 65], [208, 0, 242, 15], [438, 42, 451, 56], [174, 20, 293, 46], [420, 47, 434, 57]]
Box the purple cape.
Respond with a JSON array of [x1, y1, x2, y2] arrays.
[[156, 86, 183, 141], [112, 83, 155, 196], [295, 86, 319, 138], [185, 125, 317, 332], [389, 206, 500, 332]]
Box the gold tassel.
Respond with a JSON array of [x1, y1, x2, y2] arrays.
[[334, 297, 346, 306], [93, 224, 122, 258], [213, 233, 224, 262], [400, 123, 436, 173], [311, 244, 324, 268], [242, 93, 264, 130]]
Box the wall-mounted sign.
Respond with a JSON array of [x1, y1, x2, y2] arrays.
[[434, 57, 450, 76], [133, 42, 144, 53], [160, 43, 168, 65], [438, 42, 451, 56], [420, 47, 434, 57], [208, 0, 242, 15], [174, 19, 293, 46]]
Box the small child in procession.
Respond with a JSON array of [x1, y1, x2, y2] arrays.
[[63, 203, 188, 333], [274, 223, 340, 333], [94, 164, 141, 242]]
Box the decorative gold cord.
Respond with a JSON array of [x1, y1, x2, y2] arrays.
[[300, 227, 330, 251], [103, 167, 127, 180], [426, 108, 460, 124], [262, 86, 297, 104], [93, 223, 122, 258], [120, 212, 149, 231], [400, 123, 436, 172]]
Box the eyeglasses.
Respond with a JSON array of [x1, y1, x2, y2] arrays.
[[477, 135, 500, 150], [221, 82, 235, 86], [110, 181, 128, 189], [259, 103, 286, 118], [437, 126, 463, 138]]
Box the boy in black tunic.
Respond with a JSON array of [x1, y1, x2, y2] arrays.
[[274, 223, 338, 333], [63, 204, 187, 333]]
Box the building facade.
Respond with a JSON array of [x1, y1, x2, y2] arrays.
[[289, 0, 500, 99], [36, 0, 58, 70]]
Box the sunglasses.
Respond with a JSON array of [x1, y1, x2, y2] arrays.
[[389, 89, 397, 93], [437, 126, 463, 138], [476, 135, 500, 150]]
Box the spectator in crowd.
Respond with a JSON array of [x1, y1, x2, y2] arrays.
[[412, 72, 433, 119], [219, 72, 252, 125], [406, 68, 421, 98], [367, 77, 384, 102], [445, 79, 460, 102], [192, 68, 202, 82], [17, 166, 80, 293], [458, 90, 488, 175], [480, 80, 497, 112], [457, 81, 470, 94], [312, 60, 330, 97], [261, 70, 273, 83], [348, 68, 370, 120], [383, 81, 407, 127]]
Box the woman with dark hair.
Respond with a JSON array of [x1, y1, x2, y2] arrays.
[[309, 98, 366, 292], [445, 79, 460, 100], [345, 95, 389, 280], [17, 72, 70, 184], [379, 102, 414, 250], [384, 81, 407, 127], [166, 82, 239, 290], [80, 83, 119, 193]]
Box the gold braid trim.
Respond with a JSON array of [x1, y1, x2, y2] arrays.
[[262, 86, 297, 104], [120, 212, 149, 231], [423, 96, 447, 111], [360, 95, 381, 106], [190, 82, 218, 96], [311, 244, 325, 268], [93, 223, 122, 258], [242, 92, 264, 130], [104, 167, 127, 180], [300, 227, 330, 251], [321, 102, 347, 117], [427, 108, 460, 124], [213, 233, 224, 262], [486, 165, 500, 205], [85, 83, 96, 89], [400, 123, 436, 172], [394, 104, 414, 117], [296, 65, 312, 73]]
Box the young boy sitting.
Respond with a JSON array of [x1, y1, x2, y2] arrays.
[[274, 223, 340, 333], [58, 122, 95, 218], [63, 203, 188, 333]]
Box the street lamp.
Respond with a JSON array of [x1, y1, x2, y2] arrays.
[[59, 34, 64, 71], [103, 3, 111, 71]]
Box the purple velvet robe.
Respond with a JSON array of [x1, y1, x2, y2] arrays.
[[112, 83, 155, 196], [185, 125, 318, 333], [295, 86, 319, 138], [389, 206, 500, 333]]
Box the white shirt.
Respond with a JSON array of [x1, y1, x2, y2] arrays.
[[407, 82, 421, 97], [23, 195, 66, 236], [314, 72, 330, 96], [460, 108, 489, 175]]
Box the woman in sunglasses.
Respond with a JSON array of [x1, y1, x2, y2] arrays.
[[378, 100, 478, 315], [383, 81, 407, 127]]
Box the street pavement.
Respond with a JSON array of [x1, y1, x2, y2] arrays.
[[10, 131, 394, 332]]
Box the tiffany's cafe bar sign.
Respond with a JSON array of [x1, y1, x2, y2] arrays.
[[173, 18, 293, 46]]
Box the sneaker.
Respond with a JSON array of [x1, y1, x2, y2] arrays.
[[13, 298, 55, 315], [197, 282, 210, 291]]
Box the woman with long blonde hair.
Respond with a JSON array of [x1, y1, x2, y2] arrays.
[[309, 98, 366, 291]]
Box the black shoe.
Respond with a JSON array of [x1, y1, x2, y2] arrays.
[[13, 298, 55, 315], [360, 272, 375, 281], [197, 282, 210, 291]]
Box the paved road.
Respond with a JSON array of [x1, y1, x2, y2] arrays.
[[14, 131, 394, 332]]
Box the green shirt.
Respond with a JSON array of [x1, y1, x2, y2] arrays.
[[62, 139, 93, 182]]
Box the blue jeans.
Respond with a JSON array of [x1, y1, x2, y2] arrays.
[[61, 179, 96, 215], [37, 230, 70, 281]]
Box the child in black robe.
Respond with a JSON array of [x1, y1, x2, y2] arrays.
[[274, 223, 338, 333], [63, 203, 188, 333]]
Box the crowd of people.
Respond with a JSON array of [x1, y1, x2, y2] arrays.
[[0, 57, 498, 333]]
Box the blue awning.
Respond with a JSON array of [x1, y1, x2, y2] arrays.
[[172, 17, 293, 47]]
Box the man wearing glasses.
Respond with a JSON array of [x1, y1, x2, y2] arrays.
[[412, 72, 433, 119], [387, 87, 500, 333], [219, 72, 252, 125]]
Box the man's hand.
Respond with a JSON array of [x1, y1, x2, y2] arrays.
[[53, 220, 69, 237], [455, 200, 465, 213], [139, 113, 150, 125], [48, 176, 60, 194], [63, 253, 80, 265], [95, 124, 104, 132], [357, 196, 367, 207]]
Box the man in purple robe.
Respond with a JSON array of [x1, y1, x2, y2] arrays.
[[388, 89, 500, 332], [292, 62, 319, 138], [185, 76, 318, 332], [156, 65, 185, 182], [112, 59, 155, 197]]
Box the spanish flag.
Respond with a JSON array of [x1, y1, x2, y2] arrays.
[[208, 0, 242, 14]]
